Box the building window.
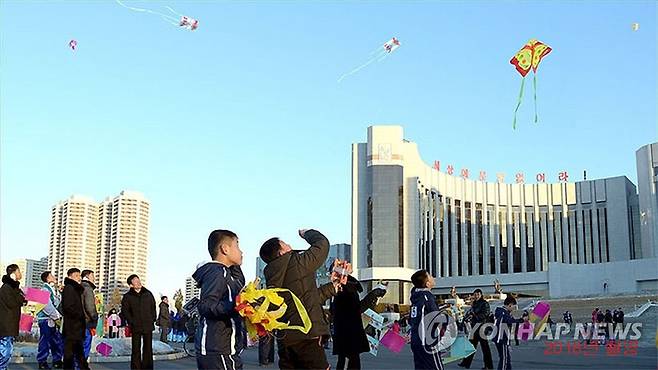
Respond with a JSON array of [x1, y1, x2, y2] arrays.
[[499, 208, 508, 274], [487, 206, 495, 274], [553, 210, 563, 263], [447, 199, 453, 276], [476, 203, 483, 275], [465, 201, 472, 275], [439, 199, 445, 277], [456, 200, 462, 276], [398, 186, 404, 268], [512, 209, 521, 273]]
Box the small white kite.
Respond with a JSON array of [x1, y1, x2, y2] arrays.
[[338, 37, 401, 82]]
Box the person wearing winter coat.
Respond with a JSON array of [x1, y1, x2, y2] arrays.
[[493, 296, 523, 370], [259, 229, 340, 370], [61, 268, 88, 370], [409, 269, 446, 370], [0, 264, 27, 370], [156, 297, 171, 343], [459, 289, 494, 369], [80, 270, 99, 361], [37, 271, 63, 369], [121, 274, 157, 370], [330, 275, 370, 370], [194, 229, 245, 370]]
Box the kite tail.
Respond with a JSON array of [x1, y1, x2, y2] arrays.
[[338, 50, 386, 83], [533, 73, 538, 123], [512, 77, 526, 130]]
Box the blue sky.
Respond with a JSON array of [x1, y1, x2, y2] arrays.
[[1, 1, 656, 299]]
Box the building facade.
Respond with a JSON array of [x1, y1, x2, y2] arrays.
[[49, 195, 99, 285], [636, 143, 658, 259], [352, 126, 657, 303], [49, 191, 150, 304], [185, 276, 201, 303]]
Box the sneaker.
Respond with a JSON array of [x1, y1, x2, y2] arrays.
[[38, 363, 51, 370]]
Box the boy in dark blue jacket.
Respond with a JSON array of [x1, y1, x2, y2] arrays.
[[409, 270, 444, 370], [493, 296, 523, 370], [194, 230, 245, 370]]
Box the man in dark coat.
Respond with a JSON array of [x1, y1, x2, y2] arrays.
[[259, 229, 339, 370], [121, 274, 156, 370], [330, 275, 369, 370], [458, 288, 494, 369], [80, 270, 98, 361], [157, 296, 171, 343], [0, 264, 27, 370], [61, 268, 88, 370]]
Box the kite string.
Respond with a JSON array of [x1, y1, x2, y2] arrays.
[[165, 5, 185, 18], [338, 49, 387, 83], [115, 0, 180, 25], [512, 77, 526, 130]]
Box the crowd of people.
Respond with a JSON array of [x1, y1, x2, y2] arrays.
[[0, 264, 160, 370], [0, 229, 635, 370]]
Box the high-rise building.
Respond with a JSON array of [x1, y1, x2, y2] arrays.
[[49, 191, 150, 304], [636, 142, 658, 259], [49, 195, 99, 285], [185, 276, 200, 303], [9, 257, 49, 288], [103, 191, 150, 299]]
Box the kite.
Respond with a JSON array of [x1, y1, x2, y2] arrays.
[[332, 259, 351, 286], [510, 39, 552, 129], [528, 301, 551, 335], [19, 287, 49, 332], [116, 0, 199, 31], [69, 40, 77, 51], [632, 23, 639, 31], [235, 279, 312, 341], [338, 37, 401, 82]]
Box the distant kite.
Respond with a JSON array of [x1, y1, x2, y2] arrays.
[[632, 23, 639, 31], [69, 40, 77, 51], [510, 39, 552, 129], [116, 0, 199, 31], [338, 37, 401, 83]]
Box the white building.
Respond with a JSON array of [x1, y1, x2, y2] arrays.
[[636, 143, 658, 259], [49, 195, 99, 285], [185, 276, 200, 303], [352, 126, 658, 303], [49, 191, 150, 304]]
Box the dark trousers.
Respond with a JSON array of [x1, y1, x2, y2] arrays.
[[460, 329, 494, 369], [131, 331, 153, 369], [197, 354, 243, 370], [160, 326, 169, 343], [278, 338, 329, 370], [495, 342, 511, 370], [258, 335, 275, 365], [336, 353, 361, 370], [411, 345, 444, 370], [63, 339, 88, 370]]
